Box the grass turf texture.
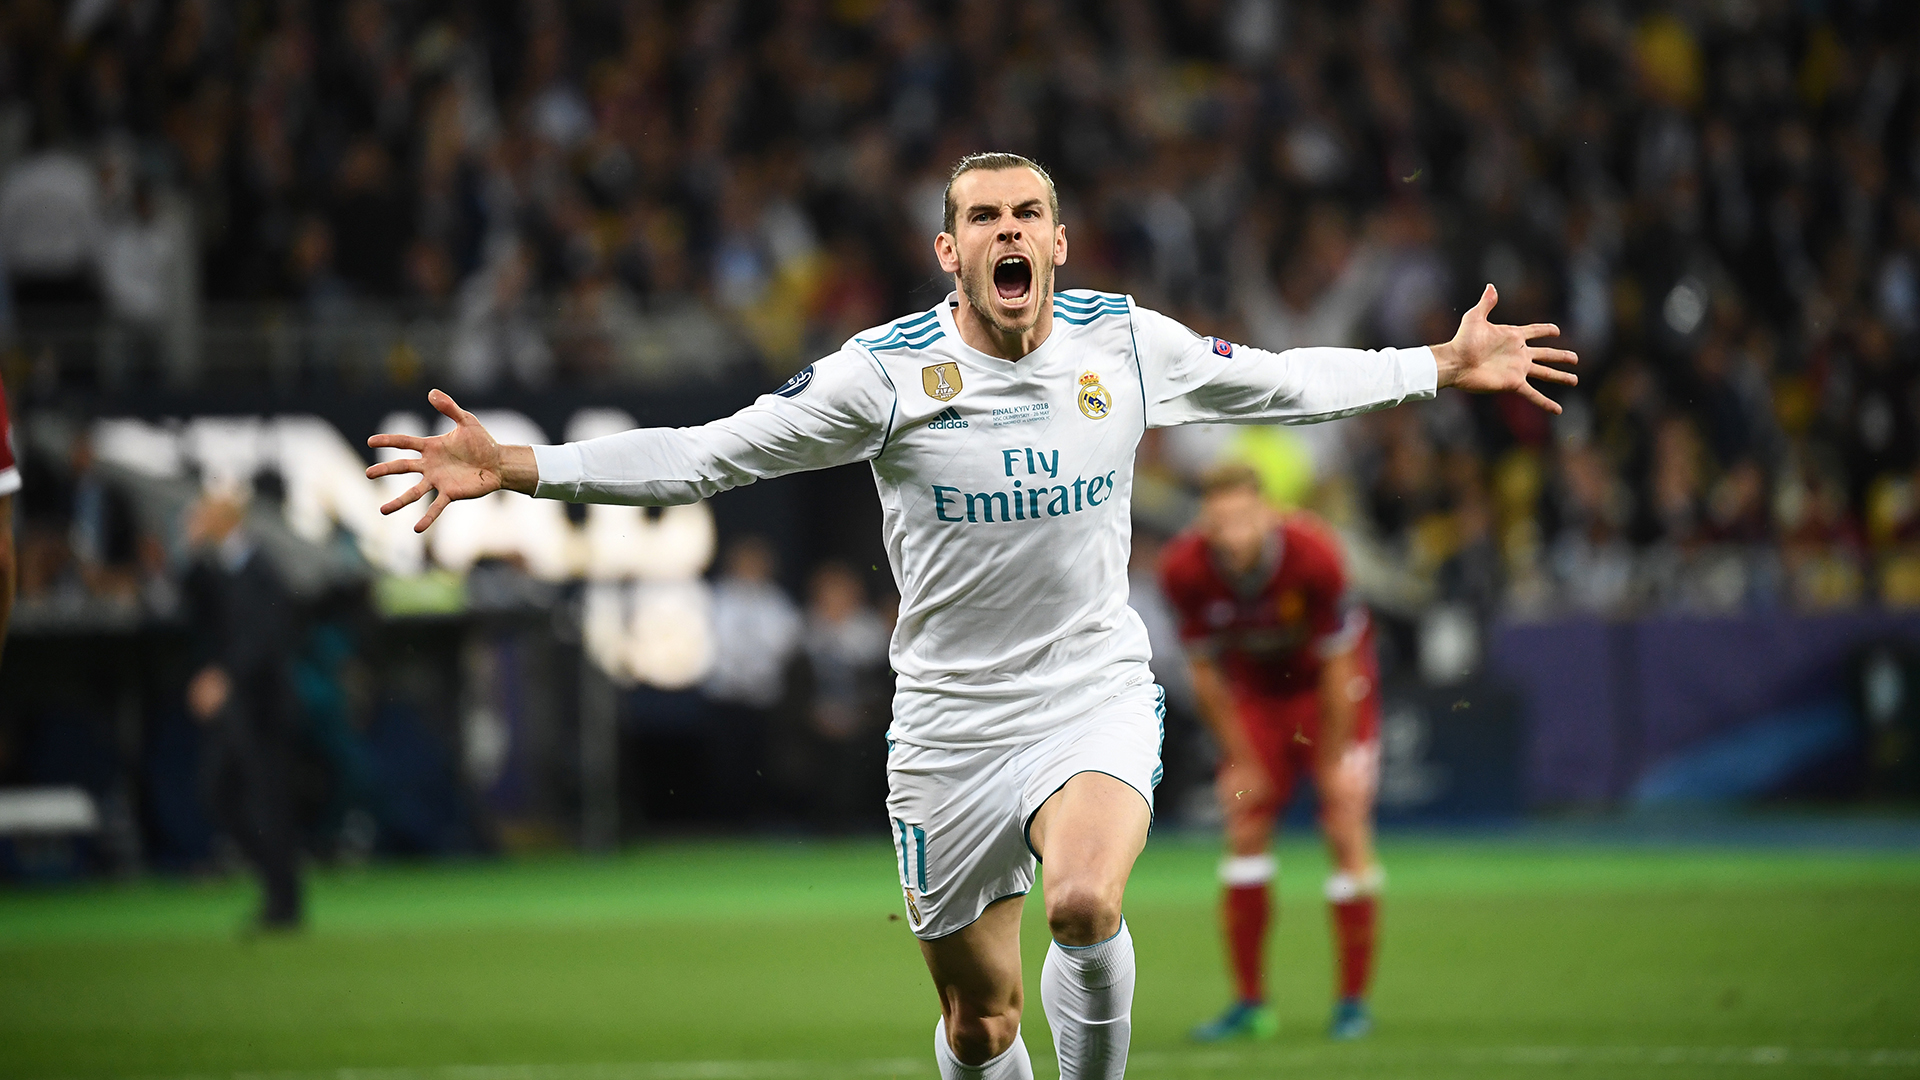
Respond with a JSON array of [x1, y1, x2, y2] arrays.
[[2, 835, 1917, 1080]]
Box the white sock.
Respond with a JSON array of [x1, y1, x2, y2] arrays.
[[934, 1017, 1034, 1080], [1040, 918, 1135, 1080]]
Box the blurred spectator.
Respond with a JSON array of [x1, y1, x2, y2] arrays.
[[0, 378, 16, 663], [98, 181, 174, 325], [0, 150, 101, 308], [98, 179, 194, 385], [329, 137, 411, 297], [60, 431, 138, 598], [799, 561, 889, 831], [287, 216, 352, 324], [704, 536, 802, 824], [449, 239, 552, 391], [17, 424, 139, 609], [183, 491, 302, 930], [1235, 201, 1384, 351], [0, 0, 1914, 621]]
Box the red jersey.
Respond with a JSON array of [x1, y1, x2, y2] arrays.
[[0, 378, 17, 498], [1159, 512, 1363, 701]]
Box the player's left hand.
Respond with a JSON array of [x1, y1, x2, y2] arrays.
[[1431, 284, 1578, 414]]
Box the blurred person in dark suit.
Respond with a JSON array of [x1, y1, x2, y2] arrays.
[[0, 378, 17, 663], [183, 491, 303, 930]]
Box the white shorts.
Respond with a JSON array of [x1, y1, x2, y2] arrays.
[[884, 683, 1165, 940]]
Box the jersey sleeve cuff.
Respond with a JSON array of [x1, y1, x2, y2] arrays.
[[0, 465, 18, 497], [1409, 345, 1440, 396], [530, 443, 582, 500]]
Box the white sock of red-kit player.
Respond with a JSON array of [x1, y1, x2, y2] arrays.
[[1325, 865, 1385, 1001]]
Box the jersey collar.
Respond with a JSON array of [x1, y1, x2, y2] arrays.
[[938, 291, 1063, 369], [1214, 525, 1285, 600]]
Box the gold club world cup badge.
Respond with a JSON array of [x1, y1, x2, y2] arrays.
[[922, 362, 963, 401], [1077, 371, 1112, 420]]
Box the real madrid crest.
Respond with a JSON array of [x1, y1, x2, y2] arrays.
[[1077, 371, 1112, 420], [922, 362, 963, 402]]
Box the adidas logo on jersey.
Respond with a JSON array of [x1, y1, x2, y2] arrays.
[[928, 407, 968, 430]]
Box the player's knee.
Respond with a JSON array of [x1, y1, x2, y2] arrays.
[[1224, 812, 1272, 854], [1044, 879, 1123, 946], [944, 1001, 1022, 1064]]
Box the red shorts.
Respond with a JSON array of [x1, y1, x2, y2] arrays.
[[1227, 676, 1381, 815]]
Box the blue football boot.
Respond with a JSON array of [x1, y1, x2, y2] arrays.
[[1190, 1000, 1279, 1042], [1328, 996, 1372, 1040]]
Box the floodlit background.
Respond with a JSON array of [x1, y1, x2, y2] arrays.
[[0, 0, 1916, 1078]]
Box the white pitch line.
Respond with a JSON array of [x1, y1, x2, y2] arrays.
[[53, 1046, 1920, 1080], [132, 1062, 930, 1080], [1127, 1045, 1920, 1071]]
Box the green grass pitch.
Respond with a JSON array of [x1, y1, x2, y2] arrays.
[[2, 833, 1917, 1080]]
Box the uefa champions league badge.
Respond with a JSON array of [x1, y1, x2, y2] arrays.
[[923, 362, 964, 401], [1078, 371, 1112, 420], [774, 364, 815, 398], [1212, 337, 1234, 357]]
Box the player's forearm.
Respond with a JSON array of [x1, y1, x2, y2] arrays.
[[1188, 657, 1256, 761], [1271, 344, 1438, 422], [1161, 344, 1438, 427], [1318, 648, 1360, 756], [529, 431, 747, 506], [528, 404, 879, 507]]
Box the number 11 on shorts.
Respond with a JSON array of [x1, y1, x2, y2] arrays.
[[894, 818, 928, 926]]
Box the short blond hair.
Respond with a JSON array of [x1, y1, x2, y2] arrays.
[[1197, 461, 1263, 499]]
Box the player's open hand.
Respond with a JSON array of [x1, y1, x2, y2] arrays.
[[366, 389, 529, 532], [1432, 284, 1578, 413]]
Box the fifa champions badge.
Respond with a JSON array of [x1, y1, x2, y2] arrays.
[[923, 363, 963, 401]]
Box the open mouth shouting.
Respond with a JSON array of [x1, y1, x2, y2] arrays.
[[993, 255, 1034, 305]]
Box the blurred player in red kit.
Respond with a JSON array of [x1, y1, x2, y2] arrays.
[[0, 377, 18, 663], [1159, 462, 1383, 1042]]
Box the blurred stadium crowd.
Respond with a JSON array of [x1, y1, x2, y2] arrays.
[[2, 0, 1920, 870], [3, 0, 1919, 619]]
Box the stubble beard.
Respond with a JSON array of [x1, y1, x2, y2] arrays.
[[959, 254, 1053, 339]]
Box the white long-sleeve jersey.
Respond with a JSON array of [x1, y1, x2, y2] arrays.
[[533, 290, 1435, 748]]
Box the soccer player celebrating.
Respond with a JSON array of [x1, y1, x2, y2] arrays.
[[1160, 464, 1384, 1043], [367, 153, 1573, 1080]]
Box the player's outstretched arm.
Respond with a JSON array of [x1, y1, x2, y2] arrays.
[[369, 352, 891, 528], [1430, 284, 1578, 414], [366, 389, 537, 533], [1187, 654, 1275, 810]]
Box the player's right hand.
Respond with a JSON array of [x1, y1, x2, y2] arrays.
[[1216, 754, 1274, 815], [366, 389, 509, 533]]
